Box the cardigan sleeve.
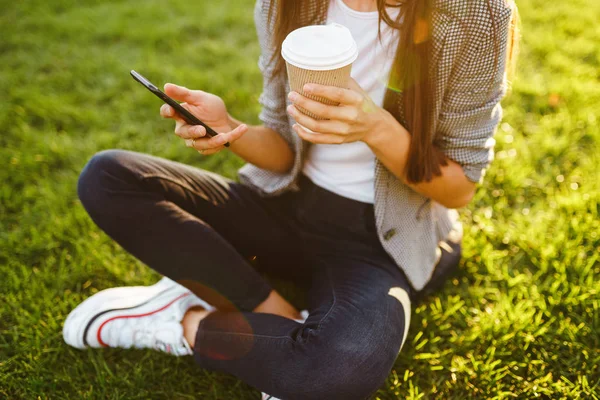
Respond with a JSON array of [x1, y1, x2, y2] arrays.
[[254, 0, 293, 146], [435, 1, 514, 183]]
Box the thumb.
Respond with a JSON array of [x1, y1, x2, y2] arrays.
[[164, 83, 203, 103]]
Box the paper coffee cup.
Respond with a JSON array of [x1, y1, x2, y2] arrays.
[[282, 24, 358, 120]]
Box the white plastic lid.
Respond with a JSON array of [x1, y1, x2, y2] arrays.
[[281, 23, 359, 70]]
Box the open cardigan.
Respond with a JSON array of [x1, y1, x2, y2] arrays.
[[239, 0, 513, 290]]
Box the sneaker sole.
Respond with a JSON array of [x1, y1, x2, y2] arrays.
[[63, 278, 178, 349]]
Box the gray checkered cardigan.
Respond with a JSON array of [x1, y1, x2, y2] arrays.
[[239, 0, 513, 290]]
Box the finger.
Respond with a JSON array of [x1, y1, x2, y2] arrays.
[[164, 83, 207, 104], [184, 138, 225, 155], [175, 124, 207, 139], [162, 104, 188, 126], [303, 83, 363, 106], [174, 119, 190, 138], [289, 92, 358, 122], [186, 124, 247, 151], [160, 104, 174, 118], [293, 124, 345, 145], [287, 105, 350, 134], [219, 123, 248, 143], [198, 146, 225, 156], [190, 132, 231, 151], [160, 104, 185, 122]]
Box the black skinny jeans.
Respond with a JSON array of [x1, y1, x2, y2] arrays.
[[77, 150, 459, 400]]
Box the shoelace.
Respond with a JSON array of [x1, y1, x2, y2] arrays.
[[102, 314, 191, 355]]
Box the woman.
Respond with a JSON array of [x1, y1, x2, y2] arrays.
[[64, 0, 518, 398]]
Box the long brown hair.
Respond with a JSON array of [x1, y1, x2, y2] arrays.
[[267, 0, 519, 183]]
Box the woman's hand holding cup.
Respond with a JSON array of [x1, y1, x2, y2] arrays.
[[281, 24, 387, 145], [159, 83, 247, 155], [287, 78, 389, 146]]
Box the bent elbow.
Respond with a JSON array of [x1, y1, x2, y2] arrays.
[[457, 188, 476, 208], [440, 187, 476, 209], [271, 153, 295, 174], [272, 163, 293, 174]]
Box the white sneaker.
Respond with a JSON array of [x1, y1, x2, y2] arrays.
[[63, 277, 214, 356], [260, 309, 309, 400]]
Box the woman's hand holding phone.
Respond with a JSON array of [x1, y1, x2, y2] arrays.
[[159, 83, 248, 155]]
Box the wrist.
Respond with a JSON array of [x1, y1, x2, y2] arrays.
[[364, 110, 411, 184], [364, 109, 404, 148]]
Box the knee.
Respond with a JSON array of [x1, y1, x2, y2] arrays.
[[299, 342, 395, 399], [77, 149, 132, 211]]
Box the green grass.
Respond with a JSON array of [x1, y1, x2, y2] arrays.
[[1, 0, 598, 398]]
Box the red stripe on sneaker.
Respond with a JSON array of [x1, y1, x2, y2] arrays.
[[97, 293, 190, 347]]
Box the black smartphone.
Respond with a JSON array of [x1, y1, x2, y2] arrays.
[[130, 70, 229, 147]]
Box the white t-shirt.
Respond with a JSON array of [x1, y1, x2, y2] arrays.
[[302, 0, 400, 204]]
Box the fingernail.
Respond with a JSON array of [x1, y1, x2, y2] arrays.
[[287, 105, 295, 114], [288, 92, 297, 101], [303, 84, 313, 93]]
